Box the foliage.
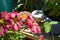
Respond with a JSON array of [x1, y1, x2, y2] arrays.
[[15, 0, 42, 12], [44, 0, 60, 21], [0, 30, 25, 40], [44, 21, 58, 33]]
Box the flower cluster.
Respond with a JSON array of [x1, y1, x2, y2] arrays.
[[0, 11, 44, 40], [0, 12, 22, 36]]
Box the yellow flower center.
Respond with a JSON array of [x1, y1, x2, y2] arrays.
[[20, 14, 28, 19], [0, 19, 4, 24]]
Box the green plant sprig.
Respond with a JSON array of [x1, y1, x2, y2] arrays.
[[44, 21, 58, 33]]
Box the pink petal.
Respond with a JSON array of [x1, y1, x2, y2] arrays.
[[16, 13, 21, 21], [0, 27, 3, 35], [0, 12, 7, 18], [13, 24, 18, 31], [0, 27, 7, 36], [10, 12, 16, 18], [36, 26, 41, 34], [5, 13, 10, 20], [39, 35, 45, 40], [16, 22, 22, 29], [29, 25, 41, 34], [6, 25, 11, 30], [26, 21, 32, 28], [33, 22, 39, 26], [10, 19, 15, 25], [28, 15, 34, 21], [30, 26, 37, 33]]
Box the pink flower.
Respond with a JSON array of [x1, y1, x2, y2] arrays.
[[16, 22, 22, 29], [36, 26, 41, 34], [33, 22, 39, 26], [30, 25, 41, 34], [6, 25, 11, 30], [28, 16, 34, 21], [0, 27, 7, 36], [16, 13, 21, 21], [10, 12, 17, 18], [7, 12, 23, 31], [5, 13, 10, 20], [0, 11, 43, 37], [10, 19, 15, 25], [39, 35, 45, 40], [26, 19, 33, 27], [0, 12, 7, 18], [26, 17, 41, 34], [12, 24, 19, 31]]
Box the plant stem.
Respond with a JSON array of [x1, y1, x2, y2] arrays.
[[51, 30, 54, 40], [23, 0, 27, 10]]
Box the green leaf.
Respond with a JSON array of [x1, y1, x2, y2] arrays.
[[45, 25, 51, 33], [45, 0, 49, 4], [49, 21, 58, 25], [15, 4, 23, 10], [44, 22, 51, 33], [44, 22, 49, 25], [44, 22, 49, 27], [18, 0, 20, 3], [44, 21, 58, 33], [1, 38, 4, 40]]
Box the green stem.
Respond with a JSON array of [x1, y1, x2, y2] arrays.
[[23, 0, 27, 10], [51, 30, 54, 40]]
